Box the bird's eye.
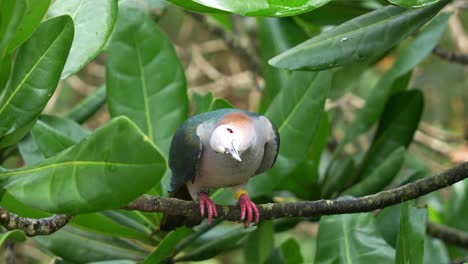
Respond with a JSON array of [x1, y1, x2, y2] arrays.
[[227, 128, 233, 133]]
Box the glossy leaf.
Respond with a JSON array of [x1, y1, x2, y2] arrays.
[[0, 230, 26, 245], [345, 147, 405, 197], [107, 8, 188, 155], [257, 18, 308, 113], [39, 115, 90, 142], [0, 54, 11, 92], [48, 0, 118, 79], [389, 0, 440, 8], [245, 221, 274, 264], [315, 213, 395, 264], [35, 226, 148, 263], [18, 133, 45, 166], [208, 98, 233, 111], [249, 71, 331, 197], [192, 91, 213, 115], [395, 204, 427, 264], [6, 0, 51, 52], [356, 91, 423, 182], [168, 0, 332, 17], [31, 120, 77, 158], [0, 117, 166, 214], [269, 0, 448, 70], [338, 13, 450, 149], [297, 2, 373, 25], [376, 204, 403, 247], [143, 227, 193, 263], [66, 85, 107, 123], [0, 0, 26, 56], [0, 16, 74, 148]]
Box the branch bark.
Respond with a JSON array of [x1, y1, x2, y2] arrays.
[[125, 162, 468, 220], [0, 208, 72, 236], [433, 45, 468, 65], [427, 222, 468, 250]]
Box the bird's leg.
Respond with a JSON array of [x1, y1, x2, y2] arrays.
[[233, 186, 259, 228], [198, 191, 218, 225]]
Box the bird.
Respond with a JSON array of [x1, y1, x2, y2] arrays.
[[160, 108, 279, 230]]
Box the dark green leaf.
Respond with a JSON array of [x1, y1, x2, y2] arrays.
[[0, 0, 26, 55], [249, 71, 331, 197], [257, 18, 307, 113], [192, 92, 213, 115], [143, 227, 193, 263], [297, 2, 373, 25], [0, 230, 26, 245], [107, 8, 188, 155], [338, 13, 450, 149], [48, 0, 118, 79], [345, 147, 405, 197], [315, 213, 395, 263], [18, 133, 45, 166], [0, 16, 74, 148], [39, 115, 89, 142], [389, 0, 440, 8], [269, 0, 448, 70], [245, 221, 274, 264], [0, 54, 11, 92], [321, 156, 355, 198], [66, 85, 107, 123], [280, 238, 303, 264], [35, 226, 148, 263], [167, 0, 332, 17], [208, 98, 233, 111], [1, 117, 166, 214], [395, 204, 427, 264], [31, 120, 76, 158], [6, 0, 51, 52]]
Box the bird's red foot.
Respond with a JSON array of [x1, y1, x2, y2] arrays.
[[238, 193, 260, 228], [198, 192, 218, 224]]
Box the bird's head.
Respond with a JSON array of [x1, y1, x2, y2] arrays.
[[210, 123, 255, 162]]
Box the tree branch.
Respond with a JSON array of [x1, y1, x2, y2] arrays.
[[427, 222, 468, 250], [126, 162, 468, 220], [0, 208, 72, 236], [433, 45, 468, 65]]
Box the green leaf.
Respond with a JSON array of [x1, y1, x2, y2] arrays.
[[356, 90, 423, 182], [315, 213, 395, 264], [376, 204, 403, 248], [0, 54, 11, 92], [280, 238, 303, 264], [245, 221, 274, 264], [269, 0, 448, 70], [345, 147, 405, 197], [208, 98, 233, 111], [338, 13, 450, 149], [31, 120, 77, 158], [168, 0, 332, 17], [297, 2, 373, 26], [257, 18, 308, 113], [192, 92, 213, 115], [424, 237, 450, 264], [39, 115, 90, 142], [167, 0, 226, 13], [6, 0, 51, 52], [1, 117, 166, 214], [395, 204, 427, 264], [48, 0, 118, 79], [107, 8, 188, 155], [0, 0, 26, 56], [389, 0, 440, 8], [249, 71, 331, 197], [18, 133, 45, 166], [35, 226, 148, 263], [66, 85, 107, 123], [143, 227, 193, 263], [321, 156, 355, 198], [0, 16, 74, 148], [0, 230, 26, 245]]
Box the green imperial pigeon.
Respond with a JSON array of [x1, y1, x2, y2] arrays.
[[160, 108, 279, 230]]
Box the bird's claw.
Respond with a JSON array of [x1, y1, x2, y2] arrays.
[[198, 192, 218, 224], [238, 194, 259, 228]]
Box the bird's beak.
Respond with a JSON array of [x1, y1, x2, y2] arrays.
[[227, 143, 242, 162]]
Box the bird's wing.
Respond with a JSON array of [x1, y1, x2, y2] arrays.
[[255, 116, 280, 175], [168, 116, 204, 193]]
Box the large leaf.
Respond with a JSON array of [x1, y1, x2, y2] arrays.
[[395, 204, 427, 264], [6, 0, 51, 52], [389, 0, 440, 8], [31, 120, 77, 158], [269, 0, 448, 71], [167, 0, 333, 17], [0, 0, 26, 56], [192, 92, 213, 115], [249, 71, 331, 197], [337, 13, 450, 150], [244, 221, 274, 264], [0, 16, 74, 148], [315, 213, 395, 263], [48, 0, 118, 79], [107, 8, 188, 155], [424, 237, 450, 264], [0, 117, 166, 214], [257, 18, 308, 113], [35, 226, 148, 263], [297, 1, 373, 26], [0, 55, 11, 92], [208, 98, 233, 111], [143, 227, 193, 263]]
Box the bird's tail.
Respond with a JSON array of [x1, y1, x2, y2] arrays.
[[160, 185, 201, 231]]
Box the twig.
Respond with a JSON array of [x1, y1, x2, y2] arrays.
[[4, 239, 14, 264], [427, 222, 468, 250], [433, 45, 468, 65], [451, 256, 468, 264], [0, 208, 72, 236], [125, 162, 468, 221]]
